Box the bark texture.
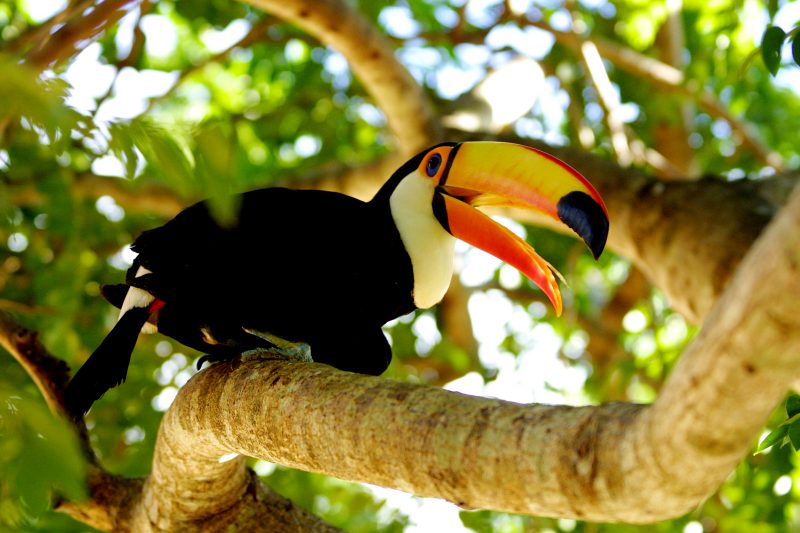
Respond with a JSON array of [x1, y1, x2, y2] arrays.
[[128, 183, 800, 523]]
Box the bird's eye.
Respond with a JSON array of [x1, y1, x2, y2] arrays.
[[426, 153, 442, 177]]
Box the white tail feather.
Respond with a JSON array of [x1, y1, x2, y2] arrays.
[[120, 266, 158, 334]]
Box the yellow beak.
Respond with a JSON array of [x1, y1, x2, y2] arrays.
[[437, 142, 609, 315]]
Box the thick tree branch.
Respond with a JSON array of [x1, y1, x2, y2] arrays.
[[140, 181, 800, 523]]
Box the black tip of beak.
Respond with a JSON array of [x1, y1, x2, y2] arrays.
[[557, 191, 609, 260]]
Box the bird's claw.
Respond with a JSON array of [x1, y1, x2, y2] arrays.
[[195, 329, 312, 370], [242, 328, 313, 363], [196, 353, 227, 370]]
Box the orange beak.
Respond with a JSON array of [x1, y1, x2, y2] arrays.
[[435, 142, 608, 315]]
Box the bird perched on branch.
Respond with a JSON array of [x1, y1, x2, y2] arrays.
[[65, 141, 608, 417]]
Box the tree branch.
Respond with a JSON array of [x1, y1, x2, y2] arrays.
[[25, 0, 137, 68], [241, 0, 441, 154], [9, 172, 186, 218], [469, 133, 790, 324], [0, 311, 98, 465], [139, 180, 800, 523], [0, 311, 72, 416], [3, 0, 94, 56], [578, 40, 634, 167], [651, 8, 699, 178], [0, 313, 342, 532]]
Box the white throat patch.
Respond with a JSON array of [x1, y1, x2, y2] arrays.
[[390, 172, 456, 309]]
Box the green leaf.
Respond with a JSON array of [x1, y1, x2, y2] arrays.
[[767, 0, 779, 18], [786, 394, 800, 417], [788, 419, 800, 450], [0, 55, 83, 148], [194, 120, 240, 227], [459, 509, 496, 533], [781, 412, 800, 427], [762, 26, 787, 76], [0, 386, 88, 522], [755, 425, 788, 453], [793, 35, 800, 67]]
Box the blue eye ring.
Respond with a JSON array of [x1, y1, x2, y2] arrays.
[[426, 153, 442, 177]]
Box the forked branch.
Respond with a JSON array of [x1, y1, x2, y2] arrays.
[[141, 183, 800, 523]]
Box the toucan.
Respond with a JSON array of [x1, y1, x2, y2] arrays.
[[64, 141, 608, 416]]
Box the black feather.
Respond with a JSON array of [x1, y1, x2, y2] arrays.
[[65, 306, 151, 417]]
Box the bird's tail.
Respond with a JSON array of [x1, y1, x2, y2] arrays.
[[65, 304, 153, 417]]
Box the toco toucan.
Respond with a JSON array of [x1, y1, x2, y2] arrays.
[[65, 141, 608, 416]]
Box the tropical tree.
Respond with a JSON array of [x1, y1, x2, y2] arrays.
[[1, 0, 800, 531]]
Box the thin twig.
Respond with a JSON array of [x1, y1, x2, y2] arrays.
[[0, 299, 53, 315], [579, 40, 634, 166], [526, 19, 784, 170]]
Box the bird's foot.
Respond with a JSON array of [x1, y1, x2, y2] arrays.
[[196, 353, 230, 370], [241, 328, 313, 363]]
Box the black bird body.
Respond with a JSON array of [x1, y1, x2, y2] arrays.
[[115, 187, 413, 375], [66, 141, 609, 417]]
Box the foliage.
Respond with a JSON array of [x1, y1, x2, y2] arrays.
[[757, 394, 800, 454], [760, 25, 800, 76], [0, 0, 799, 531], [264, 465, 409, 532], [0, 385, 87, 531]]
